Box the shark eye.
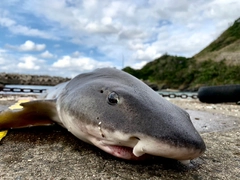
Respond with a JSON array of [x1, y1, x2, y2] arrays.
[[107, 92, 119, 105]]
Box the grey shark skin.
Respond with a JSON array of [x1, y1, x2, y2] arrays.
[[0, 68, 206, 162]]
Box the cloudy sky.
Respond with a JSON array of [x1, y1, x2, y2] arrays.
[[0, 0, 239, 77]]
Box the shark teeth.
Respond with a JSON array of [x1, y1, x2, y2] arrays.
[[133, 141, 146, 157], [106, 145, 149, 160]]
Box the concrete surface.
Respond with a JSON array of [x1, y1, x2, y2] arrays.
[[0, 100, 240, 180]]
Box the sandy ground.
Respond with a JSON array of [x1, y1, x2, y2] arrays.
[[0, 96, 240, 180]]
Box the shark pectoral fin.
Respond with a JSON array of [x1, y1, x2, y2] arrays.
[[0, 99, 58, 130]]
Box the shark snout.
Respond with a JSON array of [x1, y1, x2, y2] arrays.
[[145, 103, 206, 160], [94, 97, 206, 161], [132, 132, 206, 160], [120, 102, 206, 160], [94, 126, 205, 161]]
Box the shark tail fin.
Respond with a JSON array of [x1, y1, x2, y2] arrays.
[[0, 99, 58, 131]]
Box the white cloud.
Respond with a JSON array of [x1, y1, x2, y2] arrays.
[[19, 40, 46, 51], [132, 61, 148, 70], [101, 17, 112, 25], [11, 25, 59, 40], [0, 50, 50, 75], [40, 50, 54, 58], [0, 9, 59, 40], [6, 40, 46, 52], [5, 1, 240, 55], [134, 46, 161, 61], [72, 51, 80, 57], [85, 22, 118, 34], [119, 29, 148, 40], [0, 49, 7, 65], [18, 56, 44, 70], [52, 55, 113, 73], [0, 16, 15, 27], [0, 50, 47, 74], [0, 49, 20, 73]]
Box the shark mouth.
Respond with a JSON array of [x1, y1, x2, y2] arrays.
[[104, 145, 150, 160], [105, 145, 192, 165], [88, 135, 153, 160], [92, 137, 201, 163], [95, 143, 194, 166], [91, 130, 206, 164], [63, 119, 204, 163]]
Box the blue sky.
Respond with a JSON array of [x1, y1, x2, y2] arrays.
[[0, 0, 240, 77]]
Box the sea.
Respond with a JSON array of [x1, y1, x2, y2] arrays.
[[5, 85, 52, 90]]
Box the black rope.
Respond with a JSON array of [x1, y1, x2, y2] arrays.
[[1, 87, 47, 93], [159, 93, 198, 99]]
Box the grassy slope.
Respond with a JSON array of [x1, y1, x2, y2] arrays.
[[194, 18, 240, 65], [123, 18, 240, 90]]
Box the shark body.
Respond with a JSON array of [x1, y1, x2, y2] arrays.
[[0, 68, 206, 162]]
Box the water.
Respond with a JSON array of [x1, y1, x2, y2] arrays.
[[5, 85, 52, 90]]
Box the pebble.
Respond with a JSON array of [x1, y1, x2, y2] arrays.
[[169, 99, 240, 118]]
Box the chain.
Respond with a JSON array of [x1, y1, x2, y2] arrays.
[[159, 93, 198, 99], [0, 87, 198, 99], [1, 87, 47, 93]]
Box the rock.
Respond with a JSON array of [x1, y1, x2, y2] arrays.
[[143, 80, 159, 91], [0, 73, 70, 86]]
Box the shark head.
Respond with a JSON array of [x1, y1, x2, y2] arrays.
[[57, 68, 206, 161]]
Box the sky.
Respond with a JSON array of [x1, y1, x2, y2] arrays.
[[0, 0, 240, 77]]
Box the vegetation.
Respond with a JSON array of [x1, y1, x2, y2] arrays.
[[123, 17, 240, 91], [202, 18, 240, 52], [194, 17, 240, 65], [123, 55, 240, 91]]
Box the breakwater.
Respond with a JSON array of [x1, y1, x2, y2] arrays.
[[0, 73, 161, 91], [0, 73, 70, 86]]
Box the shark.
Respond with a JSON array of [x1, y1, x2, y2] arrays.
[[0, 68, 206, 163]]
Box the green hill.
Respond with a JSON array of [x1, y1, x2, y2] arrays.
[[123, 55, 240, 91], [123, 18, 240, 91]]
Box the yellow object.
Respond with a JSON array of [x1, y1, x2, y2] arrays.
[[9, 99, 31, 110], [0, 130, 8, 141], [0, 99, 31, 141]]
